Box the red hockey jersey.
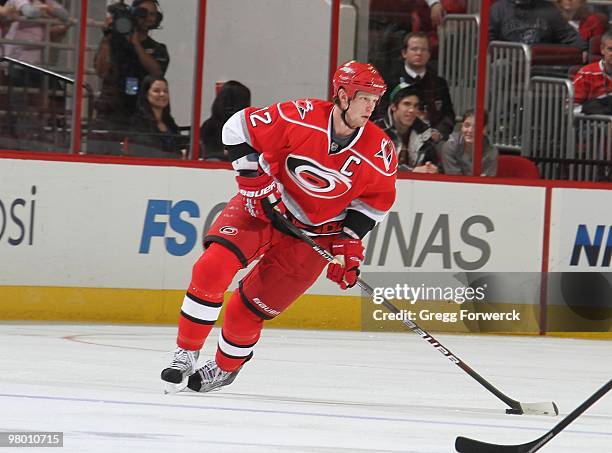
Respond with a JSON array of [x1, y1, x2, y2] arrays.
[[573, 60, 612, 105], [236, 99, 397, 228]]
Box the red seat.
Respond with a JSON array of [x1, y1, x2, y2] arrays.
[[531, 44, 582, 66], [589, 35, 602, 62], [496, 155, 540, 179], [442, 0, 466, 14]]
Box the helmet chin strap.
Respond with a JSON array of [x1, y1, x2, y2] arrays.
[[340, 98, 358, 130]]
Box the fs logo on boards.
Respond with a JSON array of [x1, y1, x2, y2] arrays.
[[139, 200, 227, 257], [570, 224, 612, 267], [139, 200, 200, 257]]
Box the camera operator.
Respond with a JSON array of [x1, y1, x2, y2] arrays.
[[93, 0, 169, 131]]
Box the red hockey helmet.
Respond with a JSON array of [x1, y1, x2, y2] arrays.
[[332, 61, 386, 100]]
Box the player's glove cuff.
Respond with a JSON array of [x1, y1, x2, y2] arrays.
[[326, 237, 364, 290], [236, 173, 284, 222]]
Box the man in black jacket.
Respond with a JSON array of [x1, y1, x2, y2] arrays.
[[489, 0, 586, 50], [382, 31, 455, 144], [94, 0, 169, 128]]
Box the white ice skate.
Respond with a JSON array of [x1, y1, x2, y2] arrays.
[[161, 348, 199, 394], [187, 360, 240, 393]]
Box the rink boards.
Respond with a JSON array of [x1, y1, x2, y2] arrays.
[[0, 158, 610, 334]]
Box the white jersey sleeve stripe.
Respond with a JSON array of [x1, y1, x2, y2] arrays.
[[348, 198, 389, 223], [277, 103, 328, 134], [222, 110, 251, 146]]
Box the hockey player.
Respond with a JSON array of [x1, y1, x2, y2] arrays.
[[161, 61, 398, 393]]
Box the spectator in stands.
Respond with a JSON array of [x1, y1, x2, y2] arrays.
[[0, 4, 16, 50], [94, 0, 169, 130], [0, 3, 17, 32], [427, 0, 467, 27], [383, 31, 455, 142], [376, 83, 439, 173], [489, 0, 587, 51], [128, 75, 183, 158], [1, 1, 70, 148], [368, 0, 430, 82], [200, 80, 251, 161], [3, 0, 70, 65], [368, 1, 466, 80], [572, 29, 612, 115], [441, 109, 498, 176], [556, 0, 608, 44]]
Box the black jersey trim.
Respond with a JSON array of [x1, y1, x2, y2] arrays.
[[343, 209, 376, 239], [204, 235, 248, 268], [226, 143, 258, 161]]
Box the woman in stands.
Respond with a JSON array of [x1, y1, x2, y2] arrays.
[[556, 0, 608, 43], [441, 109, 497, 176], [129, 75, 183, 158]]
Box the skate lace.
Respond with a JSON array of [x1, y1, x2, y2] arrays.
[[199, 361, 230, 384], [169, 348, 197, 372]]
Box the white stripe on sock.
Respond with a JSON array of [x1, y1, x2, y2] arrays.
[[218, 334, 253, 358], [181, 295, 221, 322]]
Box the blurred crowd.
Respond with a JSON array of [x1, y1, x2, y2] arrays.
[[368, 0, 610, 177], [0, 0, 609, 177]]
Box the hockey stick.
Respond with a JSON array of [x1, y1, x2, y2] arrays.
[[455, 378, 612, 452], [277, 215, 558, 416]]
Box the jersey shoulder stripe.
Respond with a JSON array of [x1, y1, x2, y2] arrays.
[[276, 98, 331, 133]]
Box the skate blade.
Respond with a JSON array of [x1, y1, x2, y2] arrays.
[[163, 380, 188, 395]]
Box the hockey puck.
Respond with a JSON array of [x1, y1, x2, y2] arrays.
[[505, 408, 523, 415]]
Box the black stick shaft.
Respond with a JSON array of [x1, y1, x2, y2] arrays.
[[280, 217, 522, 410], [456, 379, 612, 453], [535, 379, 612, 449], [358, 278, 521, 409]]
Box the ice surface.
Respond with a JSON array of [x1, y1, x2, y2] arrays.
[[0, 323, 610, 452]]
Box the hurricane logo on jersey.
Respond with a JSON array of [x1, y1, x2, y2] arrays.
[[374, 138, 394, 172], [293, 99, 314, 120], [285, 155, 352, 199], [219, 226, 238, 236]]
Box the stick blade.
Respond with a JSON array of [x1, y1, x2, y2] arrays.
[[519, 401, 559, 416], [455, 436, 537, 453]]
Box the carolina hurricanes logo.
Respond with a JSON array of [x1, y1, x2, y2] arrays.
[[374, 138, 394, 172], [219, 226, 238, 236], [293, 99, 314, 120], [285, 155, 352, 199]]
